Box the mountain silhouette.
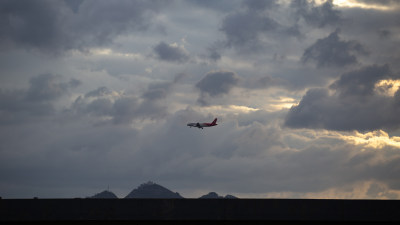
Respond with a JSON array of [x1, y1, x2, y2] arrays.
[[199, 192, 238, 199], [199, 192, 222, 199], [91, 190, 118, 199], [224, 194, 238, 199], [89, 182, 239, 199], [125, 181, 184, 199]]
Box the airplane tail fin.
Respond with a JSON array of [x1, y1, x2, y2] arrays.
[[211, 118, 217, 125]]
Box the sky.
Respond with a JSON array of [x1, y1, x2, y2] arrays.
[[1, 0, 400, 199]]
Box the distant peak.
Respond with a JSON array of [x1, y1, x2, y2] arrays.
[[199, 192, 239, 199], [139, 181, 156, 187], [199, 192, 222, 199], [125, 182, 183, 199], [224, 194, 238, 199], [91, 190, 118, 199]]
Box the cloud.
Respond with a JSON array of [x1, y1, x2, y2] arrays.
[[301, 29, 367, 68], [63, 0, 83, 13], [84, 86, 111, 98], [220, 10, 280, 52], [219, 0, 343, 54], [242, 75, 287, 90], [26, 74, 81, 102], [153, 42, 190, 63], [2, 0, 400, 200], [84, 98, 114, 117], [337, 6, 400, 71], [330, 64, 393, 96], [0, 0, 69, 53], [285, 64, 400, 131], [291, 0, 342, 28], [187, 0, 239, 12], [73, 74, 184, 124], [74, 91, 167, 125], [0, 0, 167, 54], [0, 89, 53, 125], [111, 96, 143, 124], [142, 73, 185, 101], [205, 45, 222, 62], [126, 110, 400, 196], [2, 98, 400, 198], [195, 71, 240, 105], [218, 1, 305, 54], [366, 183, 398, 199], [354, 0, 400, 7], [241, 0, 279, 12], [0, 74, 80, 125]]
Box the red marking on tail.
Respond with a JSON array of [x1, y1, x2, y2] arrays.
[[211, 118, 217, 125]]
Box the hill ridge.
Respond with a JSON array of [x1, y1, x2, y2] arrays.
[[90, 182, 238, 199]]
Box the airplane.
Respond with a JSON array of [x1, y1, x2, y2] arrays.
[[187, 118, 218, 129]]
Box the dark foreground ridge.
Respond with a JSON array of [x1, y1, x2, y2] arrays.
[[1, 198, 400, 224]]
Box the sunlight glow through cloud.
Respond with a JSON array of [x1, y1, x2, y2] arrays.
[[89, 48, 143, 59], [375, 79, 400, 97], [333, 0, 393, 11], [268, 97, 297, 111], [198, 105, 260, 115], [343, 130, 400, 149]]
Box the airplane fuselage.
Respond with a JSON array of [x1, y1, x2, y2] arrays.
[[187, 118, 217, 129]]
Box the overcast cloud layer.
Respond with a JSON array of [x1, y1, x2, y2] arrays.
[[1, 0, 400, 199]]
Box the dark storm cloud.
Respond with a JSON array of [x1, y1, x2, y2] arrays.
[[0, 74, 80, 124], [301, 29, 367, 68], [219, 0, 343, 53], [196, 71, 240, 105], [0, 0, 167, 54], [291, 0, 342, 28], [330, 64, 393, 96], [0, 0, 70, 52], [196, 71, 240, 97], [202, 0, 279, 60], [72, 0, 168, 48], [153, 42, 189, 63], [285, 65, 400, 131], [220, 10, 280, 52]]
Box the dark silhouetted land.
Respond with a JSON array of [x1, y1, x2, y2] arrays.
[[1, 198, 399, 224]]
